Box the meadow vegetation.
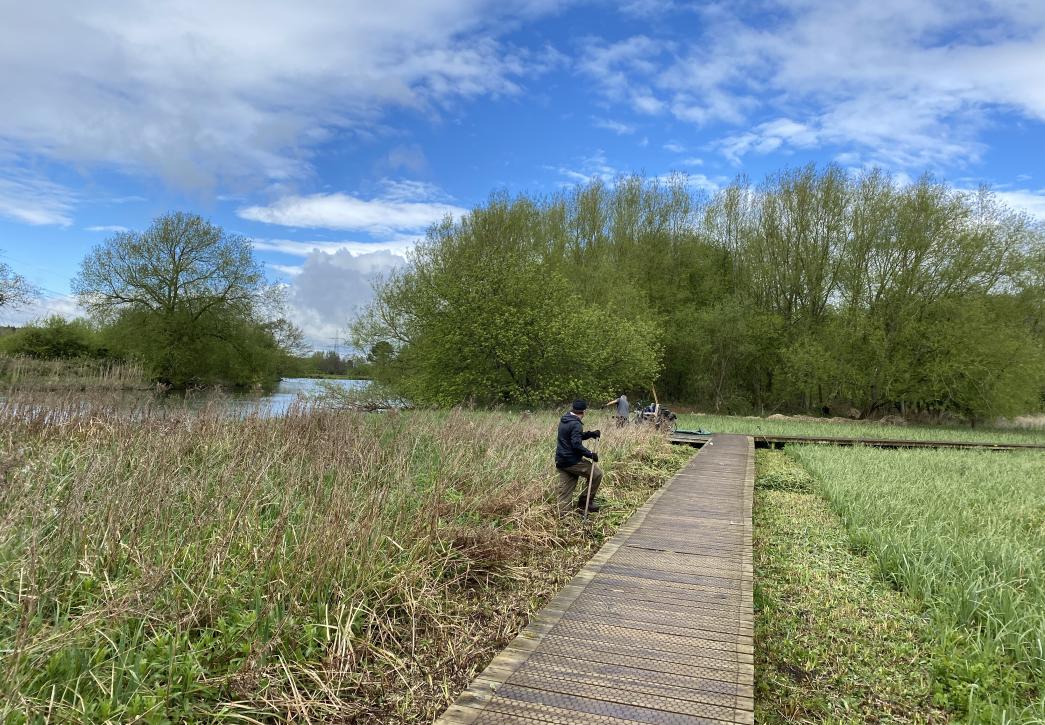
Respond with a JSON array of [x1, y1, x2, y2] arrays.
[[792, 446, 1045, 721], [0, 402, 689, 723]]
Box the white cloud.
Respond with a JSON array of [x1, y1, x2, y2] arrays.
[[549, 149, 619, 185], [577, 36, 669, 117], [617, 0, 677, 17], [0, 293, 83, 326], [253, 237, 420, 259], [86, 225, 130, 233], [995, 189, 1045, 220], [653, 172, 722, 195], [282, 248, 407, 345], [719, 117, 821, 163], [267, 263, 304, 277], [592, 118, 636, 135], [581, 1, 1045, 170], [239, 188, 466, 234], [0, 170, 75, 226], [663, 142, 685, 153], [683, 173, 721, 194], [0, 1, 567, 194], [377, 179, 451, 203]]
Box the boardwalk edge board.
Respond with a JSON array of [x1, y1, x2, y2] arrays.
[[669, 431, 1045, 451], [438, 434, 756, 725]]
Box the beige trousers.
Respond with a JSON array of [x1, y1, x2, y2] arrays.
[[555, 460, 603, 514]]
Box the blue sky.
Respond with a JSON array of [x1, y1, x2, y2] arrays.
[[2, 0, 1044, 345]]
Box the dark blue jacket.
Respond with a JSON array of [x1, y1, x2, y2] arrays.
[[555, 412, 597, 468]]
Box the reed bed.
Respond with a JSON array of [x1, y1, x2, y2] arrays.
[[0, 355, 149, 392], [793, 445, 1045, 720], [0, 400, 687, 723], [678, 412, 1045, 445]]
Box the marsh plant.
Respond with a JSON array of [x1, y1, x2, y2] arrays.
[[0, 401, 686, 722]]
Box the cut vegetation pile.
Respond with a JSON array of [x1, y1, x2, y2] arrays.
[[0, 403, 689, 722], [792, 446, 1044, 721]]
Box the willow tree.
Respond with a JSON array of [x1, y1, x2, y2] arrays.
[[73, 212, 297, 386], [354, 196, 662, 406]]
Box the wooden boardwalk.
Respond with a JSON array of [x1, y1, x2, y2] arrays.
[[670, 430, 1045, 452], [438, 434, 755, 724]]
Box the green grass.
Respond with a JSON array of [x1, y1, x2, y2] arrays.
[[677, 412, 1045, 446], [0, 404, 689, 722], [754, 450, 951, 723], [794, 445, 1045, 721]]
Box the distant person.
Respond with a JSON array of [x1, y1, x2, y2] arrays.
[[554, 399, 602, 515], [604, 393, 629, 427]]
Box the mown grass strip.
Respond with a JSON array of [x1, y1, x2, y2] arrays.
[[754, 450, 951, 723]]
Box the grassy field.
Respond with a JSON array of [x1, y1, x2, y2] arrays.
[[753, 451, 950, 722], [0, 404, 689, 723], [677, 412, 1045, 446], [791, 446, 1044, 721]]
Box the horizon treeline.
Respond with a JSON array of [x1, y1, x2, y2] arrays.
[[357, 164, 1045, 420]]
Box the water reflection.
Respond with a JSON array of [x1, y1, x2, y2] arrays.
[[178, 378, 367, 417]]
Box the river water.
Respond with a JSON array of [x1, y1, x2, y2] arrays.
[[0, 377, 369, 421], [196, 377, 367, 417]]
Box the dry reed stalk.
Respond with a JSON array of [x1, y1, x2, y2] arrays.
[[0, 401, 688, 722]]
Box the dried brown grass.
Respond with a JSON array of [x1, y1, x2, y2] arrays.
[[0, 397, 688, 722]]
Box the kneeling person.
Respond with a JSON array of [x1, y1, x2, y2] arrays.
[[554, 399, 602, 514]]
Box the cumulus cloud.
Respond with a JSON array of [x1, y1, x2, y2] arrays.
[[253, 237, 420, 258], [0, 1, 567, 195], [281, 248, 407, 345], [580, 1, 1045, 170]]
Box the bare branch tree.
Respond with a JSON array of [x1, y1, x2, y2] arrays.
[[0, 255, 38, 313]]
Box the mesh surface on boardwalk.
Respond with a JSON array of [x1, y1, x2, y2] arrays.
[[438, 434, 755, 725]]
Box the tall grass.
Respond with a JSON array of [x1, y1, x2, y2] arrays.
[[678, 412, 1045, 445], [793, 446, 1045, 720], [0, 401, 685, 722], [0, 355, 149, 392]]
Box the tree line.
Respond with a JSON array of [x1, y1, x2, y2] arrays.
[[356, 164, 1044, 420], [1, 214, 308, 388]]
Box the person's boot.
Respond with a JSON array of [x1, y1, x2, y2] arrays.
[[577, 494, 601, 513]]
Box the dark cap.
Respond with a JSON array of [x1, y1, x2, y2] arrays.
[[571, 399, 588, 412]]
